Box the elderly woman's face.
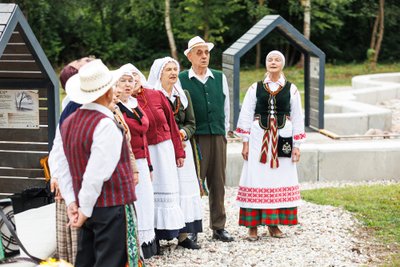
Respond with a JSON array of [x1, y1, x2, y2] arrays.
[[131, 72, 142, 95], [113, 84, 123, 102], [266, 55, 284, 74], [117, 74, 135, 99], [160, 62, 178, 86]]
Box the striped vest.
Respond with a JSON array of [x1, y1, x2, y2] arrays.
[[61, 109, 136, 207]]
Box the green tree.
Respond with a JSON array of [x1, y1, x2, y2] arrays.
[[175, 0, 243, 43]]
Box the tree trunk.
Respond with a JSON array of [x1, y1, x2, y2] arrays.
[[370, 0, 385, 69], [373, 0, 385, 64], [298, 0, 311, 67], [165, 0, 178, 61], [255, 0, 265, 69], [203, 0, 210, 41]]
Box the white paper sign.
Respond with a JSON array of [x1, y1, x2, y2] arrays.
[[0, 90, 39, 129]]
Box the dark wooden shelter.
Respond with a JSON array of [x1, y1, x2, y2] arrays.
[[223, 15, 325, 130], [0, 3, 59, 197]]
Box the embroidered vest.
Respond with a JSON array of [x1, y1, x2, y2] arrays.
[[179, 69, 225, 135], [61, 109, 136, 207], [255, 81, 291, 130]]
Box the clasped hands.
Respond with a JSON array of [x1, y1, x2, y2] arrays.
[[67, 202, 88, 228]]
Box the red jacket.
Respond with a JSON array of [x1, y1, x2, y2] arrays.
[[137, 88, 185, 160], [117, 102, 152, 169]]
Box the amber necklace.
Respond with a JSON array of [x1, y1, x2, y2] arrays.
[[173, 96, 181, 115], [137, 88, 148, 109], [263, 82, 283, 96]]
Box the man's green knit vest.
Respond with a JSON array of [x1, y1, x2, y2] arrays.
[[255, 81, 291, 129], [179, 69, 225, 135]]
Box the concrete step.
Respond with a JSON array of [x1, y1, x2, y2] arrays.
[[226, 132, 400, 186]]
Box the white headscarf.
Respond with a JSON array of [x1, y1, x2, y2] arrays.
[[120, 63, 149, 88], [147, 56, 188, 109], [265, 50, 286, 86], [265, 50, 285, 69]]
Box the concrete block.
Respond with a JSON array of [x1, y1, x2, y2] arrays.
[[318, 141, 400, 182], [353, 88, 378, 104], [226, 142, 244, 186], [324, 102, 342, 113], [354, 88, 397, 104], [324, 113, 368, 135], [297, 147, 318, 183], [368, 110, 392, 131]]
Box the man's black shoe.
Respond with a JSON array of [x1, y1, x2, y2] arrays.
[[212, 229, 234, 242], [178, 237, 201, 249], [156, 239, 164, 255], [187, 232, 198, 243]]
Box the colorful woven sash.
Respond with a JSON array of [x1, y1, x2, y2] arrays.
[[259, 115, 279, 168]]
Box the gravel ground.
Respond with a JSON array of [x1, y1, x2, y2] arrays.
[[146, 88, 400, 266], [146, 181, 398, 267]]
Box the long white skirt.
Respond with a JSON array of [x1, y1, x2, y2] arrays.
[[177, 140, 202, 224], [236, 120, 301, 209], [148, 140, 185, 230], [133, 158, 155, 245]]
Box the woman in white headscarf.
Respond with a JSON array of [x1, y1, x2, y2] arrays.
[[115, 65, 157, 258], [121, 63, 187, 253], [148, 57, 203, 249], [235, 50, 306, 240]]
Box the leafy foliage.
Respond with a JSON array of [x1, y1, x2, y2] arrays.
[[3, 0, 400, 68]]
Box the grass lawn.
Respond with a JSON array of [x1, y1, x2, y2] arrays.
[[301, 183, 400, 264], [239, 62, 400, 101], [59, 63, 400, 105]]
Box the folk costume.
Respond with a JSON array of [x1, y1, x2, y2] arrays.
[[117, 94, 157, 259], [56, 60, 142, 267], [136, 86, 186, 241], [235, 52, 306, 228], [148, 57, 203, 235]]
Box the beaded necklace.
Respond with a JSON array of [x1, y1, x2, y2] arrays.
[[173, 96, 181, 115]]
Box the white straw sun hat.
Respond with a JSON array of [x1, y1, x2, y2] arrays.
[[184, 36, 214, 56], [66, 59, 120, 104]]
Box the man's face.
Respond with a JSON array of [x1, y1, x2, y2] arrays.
[[187, 45, 210, 69]]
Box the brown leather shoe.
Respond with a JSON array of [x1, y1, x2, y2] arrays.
[[268, 226, 285, 238]]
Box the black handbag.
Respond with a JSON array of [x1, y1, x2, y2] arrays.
[[278, 136, 293, 158], [10, 185, 54, 215]]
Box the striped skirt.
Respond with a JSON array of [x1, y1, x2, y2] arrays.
[[56, 200, 79, 265]]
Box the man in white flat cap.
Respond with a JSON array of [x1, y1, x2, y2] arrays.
[[179, 36, 233, 242], [56, 59, 140, 266]]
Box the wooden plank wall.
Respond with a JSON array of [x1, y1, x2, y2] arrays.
[[0, 90, 48, 198], [0, 4, 49, 197]]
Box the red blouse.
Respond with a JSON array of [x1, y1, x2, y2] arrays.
[[137, 88, 185, 160]]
